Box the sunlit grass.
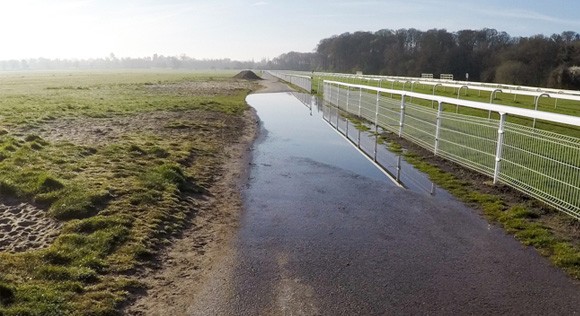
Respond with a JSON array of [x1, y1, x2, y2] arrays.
[[0, 70, 255, 314]]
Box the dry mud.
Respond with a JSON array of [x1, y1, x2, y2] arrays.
[[0, 201, 60, 252]]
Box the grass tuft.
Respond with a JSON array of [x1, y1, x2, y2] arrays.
[[36, 173, 64, 193], [49, 188, 111, 220], [141, 164, 187, 192]]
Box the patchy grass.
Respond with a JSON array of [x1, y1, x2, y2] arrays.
[[0, 70, 256, 314], [343, 114, 372, 132]]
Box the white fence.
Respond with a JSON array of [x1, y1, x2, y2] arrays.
[[267, 71, 312, 93], [316, 72, 580, 104], [324, 80, 580, 219]]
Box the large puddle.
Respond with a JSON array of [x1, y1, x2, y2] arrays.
[[215, 91, 580, 315], [248, 92, 453, 199]]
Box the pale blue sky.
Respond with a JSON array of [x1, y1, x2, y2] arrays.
[[0, 0, 578, 61]]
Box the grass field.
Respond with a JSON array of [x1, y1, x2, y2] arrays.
[[0, 70, 256, 315]]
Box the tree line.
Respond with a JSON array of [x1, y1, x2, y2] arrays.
[[267, 29, 580, 89]]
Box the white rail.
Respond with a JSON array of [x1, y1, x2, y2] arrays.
[[316, 72, 580, 104], [268, 71, 312, 93], [324, 80, 580, 219]]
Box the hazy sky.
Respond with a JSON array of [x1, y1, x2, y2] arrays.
[[1, 0, 579, 61]]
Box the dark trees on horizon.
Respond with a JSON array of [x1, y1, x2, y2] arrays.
[[268, 28, 580, 89]]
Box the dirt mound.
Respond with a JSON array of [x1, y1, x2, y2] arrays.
[[233, 70, 262, 80]]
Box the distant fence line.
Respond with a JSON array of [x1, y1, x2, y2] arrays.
[[323, 80, 580, 219], [315, 72, 580, 105], [267, 71, 312, 93]]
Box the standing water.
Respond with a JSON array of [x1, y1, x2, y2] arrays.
[[192, 91, 580, 315], [247, 92, 393, 184], [248, 91, 453, 199]]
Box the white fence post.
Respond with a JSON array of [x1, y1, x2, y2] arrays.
[[358, 88, 362, 117], [336, 85, 340, 109], [493, 113, 507, 184], [399, 96, 406, 137], [431, 83, 441, 108], [375, 90, 380, 126], [434, 101, 443, 155], [346, 88, 350, 113], [533, 93, 550, 129], [374, 90, 380, 160]]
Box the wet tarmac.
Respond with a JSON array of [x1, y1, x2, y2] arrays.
[[189, 92, 579, 315]]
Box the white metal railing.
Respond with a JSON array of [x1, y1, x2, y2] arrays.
[[316, 72, 580, 105], [324, 80, 580, 219], [379, 74, 580, 97], [268, 71, 312, 93]]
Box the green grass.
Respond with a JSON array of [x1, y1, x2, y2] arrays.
[[0, 70, 255, 314]]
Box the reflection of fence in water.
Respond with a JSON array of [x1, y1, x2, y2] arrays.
[[320, 101, 438, 195], [268, 71, 312, 92], [324, 81, 580, 219], [291, 92, 313, 111]]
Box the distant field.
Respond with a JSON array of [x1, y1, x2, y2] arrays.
[[0, 70, 255, 314]]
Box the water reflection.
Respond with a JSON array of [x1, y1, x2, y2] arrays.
[[292, 92, 453, 199], [248, 92, 392, 183]]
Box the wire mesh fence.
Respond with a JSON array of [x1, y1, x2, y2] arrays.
[[323, 80, 580, 219], [267, 71, 312, 92]]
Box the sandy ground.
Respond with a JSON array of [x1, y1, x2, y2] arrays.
[[0, 200, 61, 252], [125, 75, 290, 315]]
